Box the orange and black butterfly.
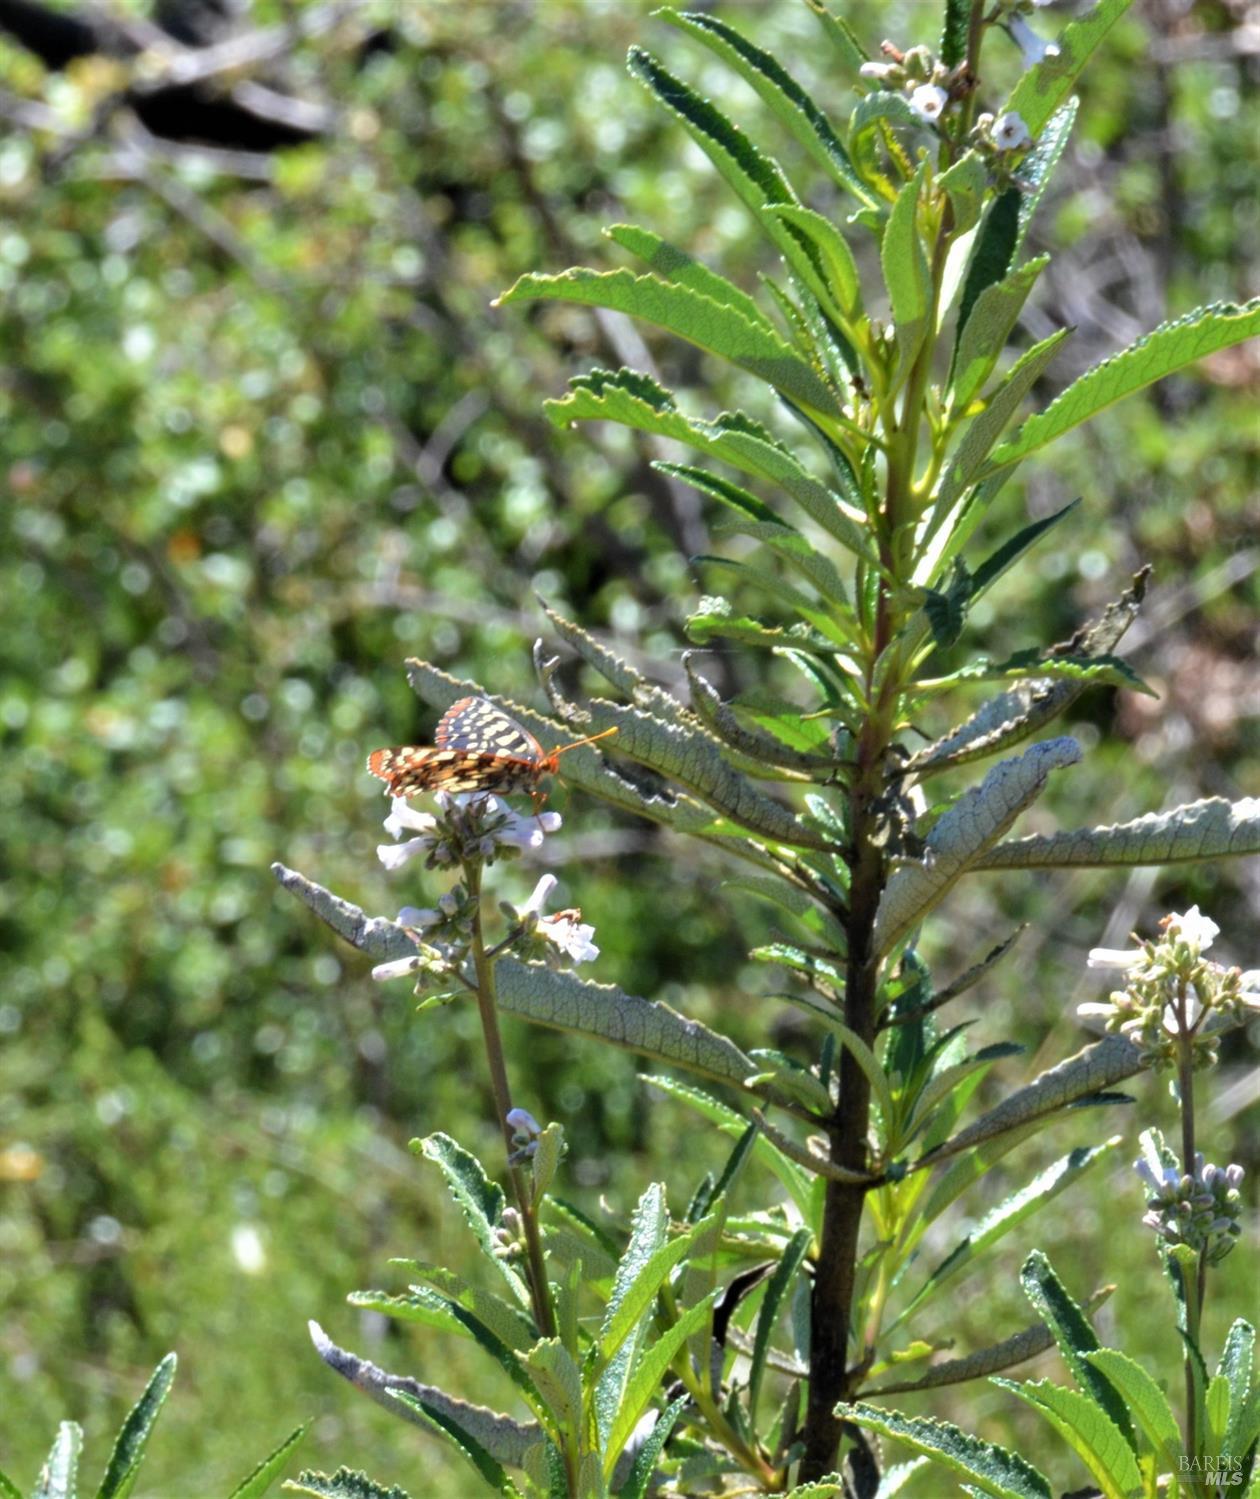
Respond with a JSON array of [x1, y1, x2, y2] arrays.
[[367, 696, 616, 810]]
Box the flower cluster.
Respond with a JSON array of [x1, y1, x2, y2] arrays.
[[378, 792, 560, 873], [1135, 1149, 1245, 1265], [1080, 906, 1260, 1070], [509, 874, 600, 968]]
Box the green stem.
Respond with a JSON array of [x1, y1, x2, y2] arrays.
[[465, 860, 558, 1342], [1174, 974, 1203, 1460]]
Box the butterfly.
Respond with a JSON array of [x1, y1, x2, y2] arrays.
[[367, 696, 617, 810]]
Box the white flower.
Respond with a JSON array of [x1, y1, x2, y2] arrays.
[[859, 61, 897, 81], [1239, 972, 1260, 1010], [475, 797, 562, 852], [539, 911, 600, 964], [378, 798, 441, 870], [909, 83, 949, 123], [1167, 905, 1219, 955], [397, 904, 441, 929], [1087, 945, 1144, 971], [371, 954, 424, 983], [1009, 14, 1061, 67], [1031, 0, 1056, 6], [992, 111, 1032, 151], [521, 874, 559, 916]]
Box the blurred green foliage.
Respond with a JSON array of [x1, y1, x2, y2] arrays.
[[0, 0, 1256, 1493]]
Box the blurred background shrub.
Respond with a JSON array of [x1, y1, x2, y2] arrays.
[[0, 0, 1256, 1491]]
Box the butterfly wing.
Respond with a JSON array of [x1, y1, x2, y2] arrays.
[[435, 696, 543, 762], [366, 745, 514, 799]]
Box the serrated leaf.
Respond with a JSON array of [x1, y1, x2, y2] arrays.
[[684, 658, 837, 776], [994, 1378, 1142, 1499], [749, 1228, 813, 1421], [539, 599, 683, 719], [987, 298, 1260, 474], [367, 1268, 536, 1353], [874, 738, 1082, 955], [308, 1320, 537, 1467], [94, 1354, 176, 1499], [687, 608, 837, 657], [658, 9, 872, 206], [531, 1122, 564, 1204], [283, 1469, 413, 1499], [1019, 1252, 1137, 1453], [228, 1426, 309, 1499], [1013, 100, 1077, 254], [498, 267, 840, 417], [939, 649, 1150, 696], [1004, 0, 1134, 136], [838, 1403, 1052, 1498], [696, 554, 849, 646], [950, 255, 1050, 412], [975, 794, 1260, 869], [595, 1218, 710, 1371], [655, 461, 784, 526], [415, 1135, 530, 1304], [606, 223, 775, 331], [921, 1034, 1143, 1166], [1084, 1352, 1181, 1470], [1221, 1320, 1257, 1464], [604, 1295, 718, 1476], [594, 1184, 668, 1452], [956, 190, 1021, 355], [0, 1471, 21, 1499], [940, 0, 970, 65], [848, 92, 923, 195], [882, 166, 931, 388], [544, 367, 873, 557], [900, 1142, 1118, 1322], [34, 1423, 82, 1499], [910, 571, 1147, 773], [800, 0, 865, 70]]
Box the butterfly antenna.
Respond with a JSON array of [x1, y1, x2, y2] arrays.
[[554, 726, 619, 757]]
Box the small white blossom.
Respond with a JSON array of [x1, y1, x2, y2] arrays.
[[992, 111, 1032, 151], [539, 911, 600, 965], [1167, 904, 1219, 954], [1009, 14, 1061, 67], [371, 954, 424, 983], [909, 83, 949, 123], [397, 904, 441, 929], [859, 61, 897, 81], [1031, 0, 1056, 7], [1239, 972, 1260, 1010], [1086, 945, 1144, 971], [521, 874, 559, 918]]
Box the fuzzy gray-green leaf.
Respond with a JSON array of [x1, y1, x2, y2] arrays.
[[606, 223, 775, 331], [228, 1427, 309, 1499], [874, 738, 1081, 955], [882, 167, 930, 387], [1004, 0, 1134, 136], [950, 256, 1049, 413], [975, 795, 1260, 869], [283, 1470, 413, 1499]]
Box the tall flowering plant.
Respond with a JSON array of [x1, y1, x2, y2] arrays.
[[277, 1, 1260, 1495]]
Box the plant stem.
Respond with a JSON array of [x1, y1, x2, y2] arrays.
[[465, 860, 558, 1341], [1175, 975, 1204, 1458]]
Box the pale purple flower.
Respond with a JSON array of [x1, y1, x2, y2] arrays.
[[909, 84, 949, 124], [506, 1107, 542, 1138], [397, 904, 441, 929], [539, 910, 600, 964], [521, 874, 558, 917], [371, 954, 424, 983], [992, 111, 1032, 151], [376, 793, 560, 871], [1009, 13, 1061, 67], [859, 61, 897, 82]]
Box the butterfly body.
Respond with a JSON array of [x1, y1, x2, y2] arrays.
[[367, 696, 613, 809]]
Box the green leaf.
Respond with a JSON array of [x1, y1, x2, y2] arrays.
[[1019, 1251, 1137, 1454], [34, 1424, 82, 1499], [987, 299, 1260, 474], [523, 1340, 583, 1444], [873, 737, 1082, 955], [94, 1353, 177, 1499], [0, 1469, 21, 1499], [1004, 0, 1135, 136], [763, 205, 863, 320], [594, 1183, 668, 1451], [900, 1141, 1118, 1321], [950, 255, 1050, 413], [283, 1468, 413, 1499], [975, 794, 1260, 869], [605, 223, 775, 331], [545, 368, 874, 559], [848, 92, 923, 195], [992, 1378, 1143, 1499], [658, 10, 872, 206], [940, 0, 970, 66], [938, 152, 988, 237], [696, 554, 849, 646], [498, 267, 840, 418], [687, 607, 837, 657], [1220, 1320, 1256, 1463], [837, 1403, 1052, 1498], [655, 461, 783, 526], [532, 1122, 564, 1204], [684, 659, 838, 776], [604, 1295, 718, 1476], [882, 166, 931, 388], [626, 45, 794, 219], [748, 1228, 813, 1421], [228, 1426, 309, 1499], [595, 1219, 710, 1370], [1013, 100, 1077, 255], [642, 1076, 813, 1219], [362, 1267, 536, 1353], [940, 649, 1150, 697], [956, 190, 1021, 353], [800, 0, 865, 71], [416, 1134, 529, 1305], [616, 1395, 688, 1499]]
